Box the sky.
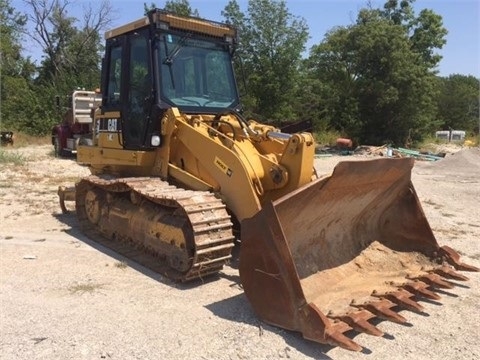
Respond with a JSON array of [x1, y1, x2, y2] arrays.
[[12, 0, 480, 77]]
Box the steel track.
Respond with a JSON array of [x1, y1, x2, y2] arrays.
[[75, 176, 235, 282]]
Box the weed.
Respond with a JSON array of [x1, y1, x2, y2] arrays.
[[314, 130, 342, 146], [7, 133, 51, 148], [114, 261, 128, 269], [414, 135, 442, 150], [0, 149, 26, 165], [0, 181, 14, 188], [441, 212, 455, 218], [464, 134, 479, 146], [68, 282, 104, 295]]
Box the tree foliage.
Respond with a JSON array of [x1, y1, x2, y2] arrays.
[[1, 0, 29, 77], [222, 0, 308, 122], [1, 0, 478, 142], [305, 0, 447, 145], [25, 0, 112, 90], [436, 75, 480, 134], [2, 0, 111, 134], [144, 0, 199, 16], [0, 0, 38, 133]]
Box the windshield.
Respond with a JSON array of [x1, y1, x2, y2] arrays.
[[158, 33, 239, 111]]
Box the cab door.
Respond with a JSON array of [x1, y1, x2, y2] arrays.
[[123, 30, 152, 149], [102, 29, 152, 150]]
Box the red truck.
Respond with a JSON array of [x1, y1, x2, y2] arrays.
[[51, 90, 101, 157]]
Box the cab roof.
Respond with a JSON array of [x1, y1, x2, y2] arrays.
[[105, 9, 236, 40]]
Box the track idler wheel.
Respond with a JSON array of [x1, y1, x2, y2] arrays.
[[84, 188, 103, 224]]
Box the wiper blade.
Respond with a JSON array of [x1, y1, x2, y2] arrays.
[[163, 33, 191, 65]]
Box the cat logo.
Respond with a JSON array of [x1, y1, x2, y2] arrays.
[[214, 156, 233, 177], [107, 118, 117, 131]]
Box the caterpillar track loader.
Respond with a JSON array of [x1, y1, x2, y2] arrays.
[[58, 9, 478, 351]]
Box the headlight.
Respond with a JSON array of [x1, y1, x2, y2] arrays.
[[151, 135, 161, 147]]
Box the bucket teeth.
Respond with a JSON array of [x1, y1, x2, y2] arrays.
[[351, 298, 407, 324], [325, 321, 363, 352], [372, 289, 424, 312], [402, 280, 441, 301], [302, 303, 362, 352], [432, 266, 469, 281], [330, 310, 383, 337], [413, 273, 454, 289], [440, 246, 480, 272]]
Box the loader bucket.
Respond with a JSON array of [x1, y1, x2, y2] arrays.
[[239, 158, 478, 351]]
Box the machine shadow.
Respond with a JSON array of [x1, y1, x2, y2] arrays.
[[53, 211, 220, 288], [53, 211, 441, 358], [53, 211, 339, 358], [204, 292, 335, 360]]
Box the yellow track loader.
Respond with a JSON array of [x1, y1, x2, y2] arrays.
[[58, 9, 478, 351]]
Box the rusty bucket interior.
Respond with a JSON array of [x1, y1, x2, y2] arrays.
[[239, 158, 477, 351]]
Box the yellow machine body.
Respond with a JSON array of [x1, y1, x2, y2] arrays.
[[58, 9, 478, 352]]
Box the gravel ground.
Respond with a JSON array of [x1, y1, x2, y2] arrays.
[[0, 145, 479, 360]]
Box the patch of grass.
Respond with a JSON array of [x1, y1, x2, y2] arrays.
[[7, 132, 51, 148], [415, 135, 442, 147], [68, 282, 105, 295], [419, 143, 443, 154], [114, 261, 128, 269], [48, 148, 57, 157], [416, 133, 479, 149], [441, 212, 455, 218], [0, 181, 14, 188], [0, 149, 27, 165], [313, 130, 343, 147], [423, 199, 443, 209], [464, 134, 479, 147]]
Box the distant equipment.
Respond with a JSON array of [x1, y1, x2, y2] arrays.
[[0, 131, 14, 146], [435, 130, 466, 142], [51, 90, 101, 157]]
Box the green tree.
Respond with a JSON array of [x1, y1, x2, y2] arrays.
[[436, 75, 480, 134], [164, 0, 199, 16], [301, 27, 360, 135], [144, 0, 199, 17], [25, 0, 112, 90], [382, 0, 447, 69], [222, 0, 308, 122], [0, 0, 38, 133], [18, 0, 113, 135], [306, 1, 446, 145]]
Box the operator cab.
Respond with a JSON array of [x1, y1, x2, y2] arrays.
[[100, 9, 240, 150]]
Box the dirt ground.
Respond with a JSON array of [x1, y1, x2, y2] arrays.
[[1, 144, 479, 360]]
